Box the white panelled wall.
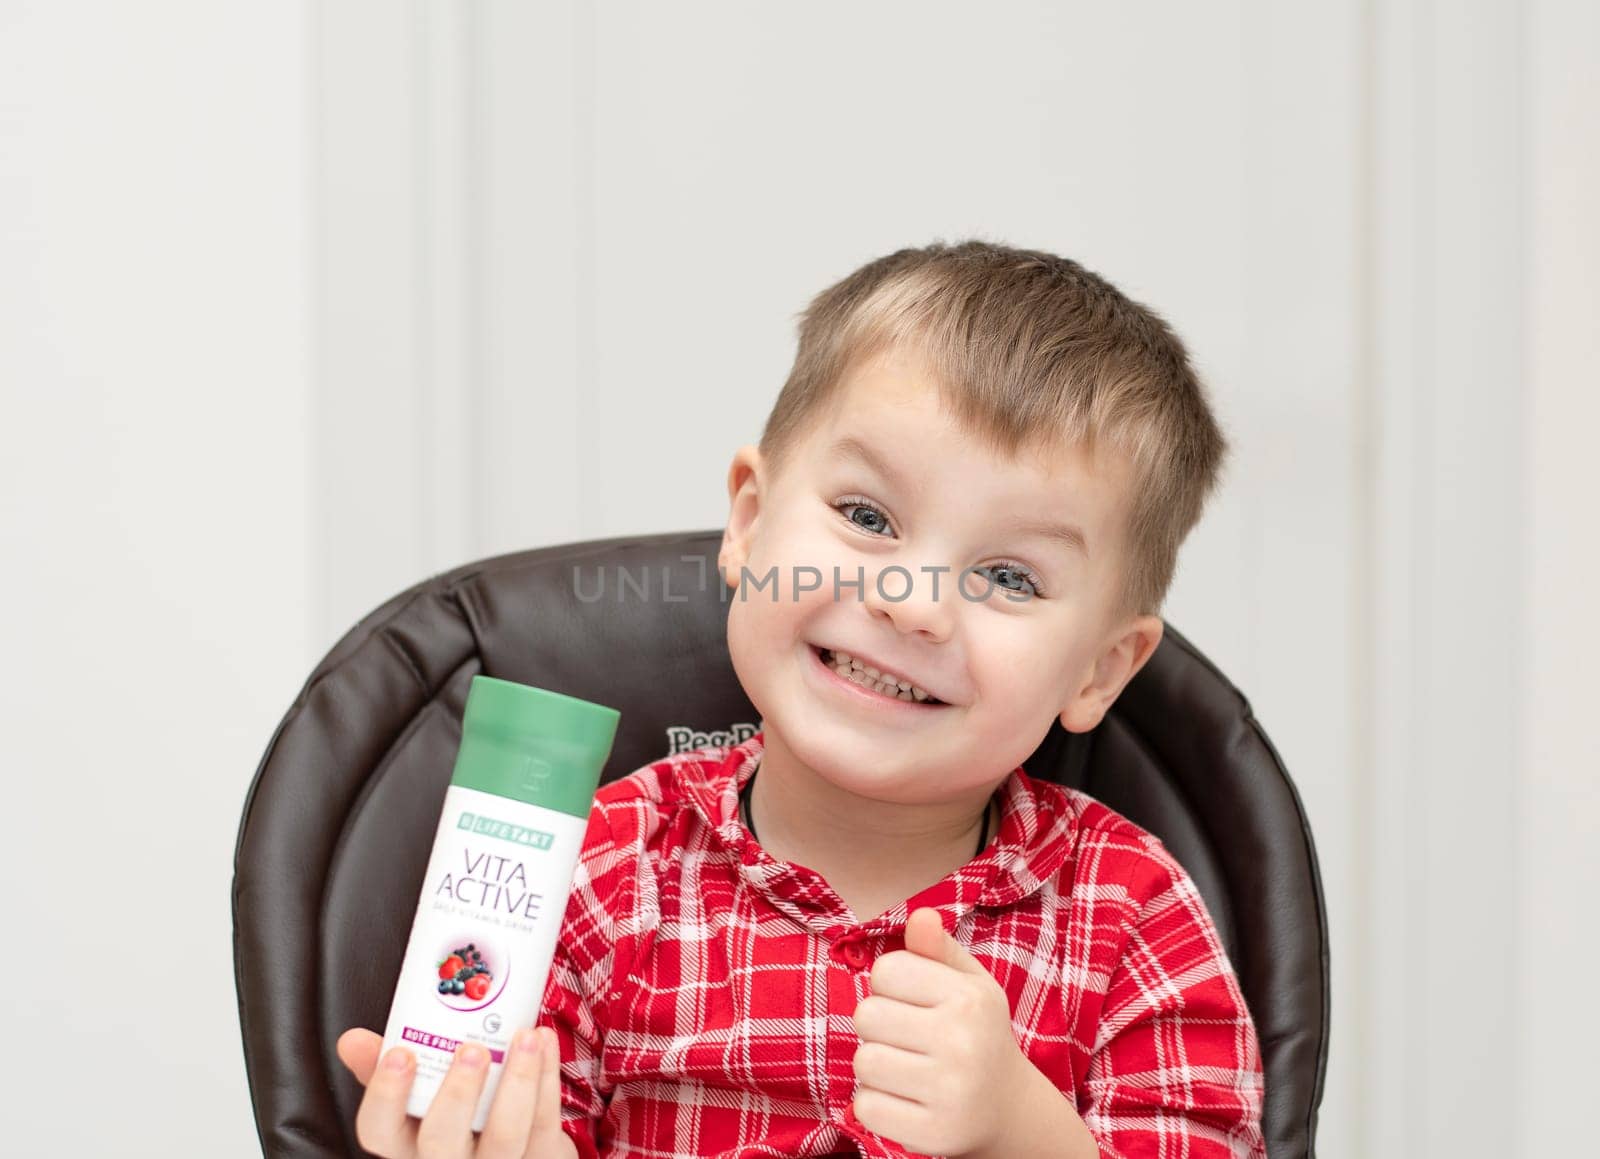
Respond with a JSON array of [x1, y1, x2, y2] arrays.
[[1517, 1, 1600, 1151], [0, 1, 1592, 1155], [315, 3, 1597, 1156], [0, 3, 311, 1157]]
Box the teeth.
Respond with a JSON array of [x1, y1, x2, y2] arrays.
[[821, 649, 940, 704]]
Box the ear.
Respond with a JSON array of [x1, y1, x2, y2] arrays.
[[718, 444, 765, 590], [1057, 614, 1164, 734]]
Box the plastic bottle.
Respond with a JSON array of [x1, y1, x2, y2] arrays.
[[379, 675, 620, 1131]]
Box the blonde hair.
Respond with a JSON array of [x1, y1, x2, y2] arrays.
[[758, 238, 1229, 621]]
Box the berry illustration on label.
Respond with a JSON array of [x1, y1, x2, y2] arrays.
[[433, 939, 509, 1010]]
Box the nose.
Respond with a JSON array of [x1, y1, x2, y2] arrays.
[[861, 562, 955, 642]]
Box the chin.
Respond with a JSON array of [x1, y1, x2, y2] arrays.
[[780, 715, 927, 792]]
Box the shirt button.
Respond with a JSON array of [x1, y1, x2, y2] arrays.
[[840, 941, 869, 968]]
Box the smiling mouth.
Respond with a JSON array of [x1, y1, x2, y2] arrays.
[[813, 645, 947, 706]]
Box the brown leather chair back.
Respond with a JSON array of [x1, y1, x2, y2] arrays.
[[232, 530, 1329, 1156]]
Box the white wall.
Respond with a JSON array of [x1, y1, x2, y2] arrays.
[[306, 2, 1600, 1154], [1517, 0, 1600, 1150], [0, 2, 308, 1155], [1365, 2, 1525, 1151], [323, 0, 1376, 1149], [1, 1, 1594, 1155]]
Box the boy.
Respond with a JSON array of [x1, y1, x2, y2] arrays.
[[339, 239, 1268, 1157]]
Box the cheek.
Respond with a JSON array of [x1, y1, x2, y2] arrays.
[[724, 598, 758, 669], [725, 598, 768, 666], [969, 626, 1073, 701], [739, 529, 846, 622], [724, 586, 806, 684]]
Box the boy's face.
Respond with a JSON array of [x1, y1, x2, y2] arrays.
[[719, 347, 1164, 807]]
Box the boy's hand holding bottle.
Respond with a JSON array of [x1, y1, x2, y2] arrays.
[[336, 1024, 580, 1159]]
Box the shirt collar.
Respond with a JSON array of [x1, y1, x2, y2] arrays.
[[677, 730, 1079, 916]]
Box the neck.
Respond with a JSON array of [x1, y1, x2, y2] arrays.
[[743, 739, 998, 884]]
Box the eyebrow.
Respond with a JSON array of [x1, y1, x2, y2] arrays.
[[829, 435, 910, 490], [827, 435, 1090, 559], [1005, 514, 1090, 558]]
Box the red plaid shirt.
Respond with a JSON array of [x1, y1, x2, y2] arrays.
[[535, 731, 1266, 1158]]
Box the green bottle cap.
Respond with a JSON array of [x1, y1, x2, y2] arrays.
[[450, 675, 621, 818]]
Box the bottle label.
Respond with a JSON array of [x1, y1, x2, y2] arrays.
[[379, 783, 590, 1130]]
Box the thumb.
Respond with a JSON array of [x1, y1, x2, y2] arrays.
[[902, 907, 986, 974]]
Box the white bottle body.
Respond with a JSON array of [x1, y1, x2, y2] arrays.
[[380, 783, 588, 1131]]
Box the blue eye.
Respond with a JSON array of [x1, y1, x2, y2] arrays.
[[975, 561, 1047, 599], [833, 496, 893, 536], [828, 496, 1049, 599]]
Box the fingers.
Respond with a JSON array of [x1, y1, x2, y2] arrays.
[[337, 1027, 384, 1087], [341, 1027, 570, 1159], [474, 1028, 544, 1157], [414, 1042, 492, 1158], [852, 1084, 928, 1151], [851, 1039, 937, 1104], [531, 1027, 570, 1148], [352, 1045, 422, 1158], [867, 950, 949, 1008], [852, 994, 936, 1054]]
